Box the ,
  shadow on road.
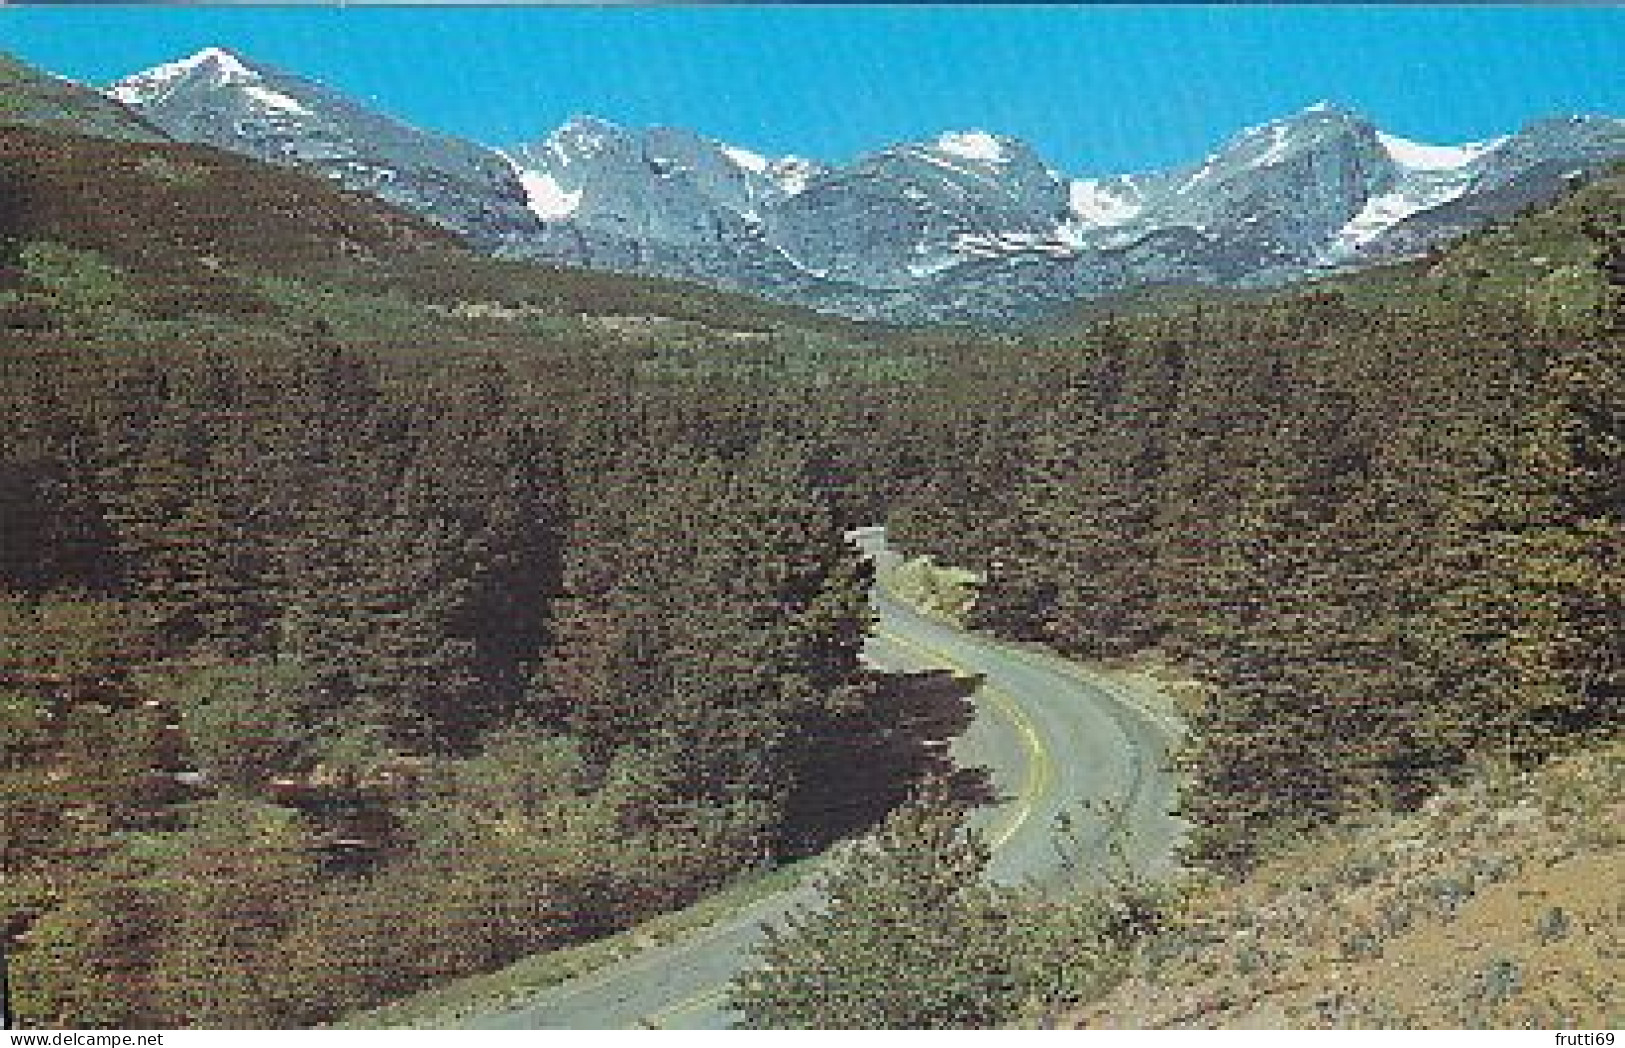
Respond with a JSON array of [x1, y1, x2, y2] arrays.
[[778, 667, 994, 859]]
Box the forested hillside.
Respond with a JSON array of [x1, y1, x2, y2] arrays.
[[0, 122, 969, 1027], [890, 169, 1625, 865]]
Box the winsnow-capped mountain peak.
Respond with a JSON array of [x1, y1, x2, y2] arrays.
[[1205, 102, 1379, 176], [532, 116, 783, 188], [1493, 113, 1625, 165], [1299, 99, 1362, 120], [721, 144, 770, 175], [502, 118, 798, 256], [766, 156, 822, 196], [108, 46, 333, 123], [1233, 102, 1370, 140], [189, 46, 256, 74], [107, 47, 544, 251], [933, 130, 1014, 164], [544, 115, 628, 162]]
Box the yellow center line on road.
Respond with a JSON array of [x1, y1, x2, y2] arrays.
[[641, 624, 1054, 1029], [873, 627, 1052, 851]]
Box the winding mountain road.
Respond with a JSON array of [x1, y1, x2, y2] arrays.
[[467, 527, 1183, 1030]]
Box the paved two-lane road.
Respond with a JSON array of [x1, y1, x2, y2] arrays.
[[467, 527, 1183, 1029]]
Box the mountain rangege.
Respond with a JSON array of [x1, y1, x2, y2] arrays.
[[108, 47, 1625, 324]]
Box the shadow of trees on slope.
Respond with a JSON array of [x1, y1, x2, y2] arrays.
[[779, 667, 994, 859]]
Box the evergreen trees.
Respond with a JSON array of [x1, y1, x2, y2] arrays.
[[730, 787, 1151, 1029], [3, 265, 881, 1024], [536, 438, 873, 877], [731, 792, 1016, 1029]]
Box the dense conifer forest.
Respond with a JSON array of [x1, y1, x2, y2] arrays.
[[0, 124, 924, 1026], [1, 103, 1620, 1027], [890, 170, 1625, 865]]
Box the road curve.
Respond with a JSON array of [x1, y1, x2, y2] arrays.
[[465, 527, 1183, 1030]]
